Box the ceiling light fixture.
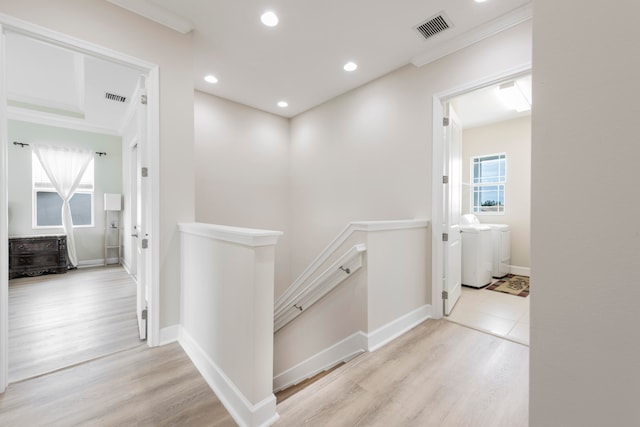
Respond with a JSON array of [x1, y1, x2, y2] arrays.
[[277, 101, 288, 108], [261, 11, 279, 27], [343, 62, 358, 72], [474, 0, 489, 3], [204, 75, 218, 84], [498, 81, 531, 112]]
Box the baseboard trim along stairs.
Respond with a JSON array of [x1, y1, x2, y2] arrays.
[[273, 304, 431, 392]]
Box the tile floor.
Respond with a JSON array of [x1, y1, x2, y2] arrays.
[[446, 282, 530, 345]]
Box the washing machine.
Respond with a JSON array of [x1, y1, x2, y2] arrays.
[[462, 214, 511, 278], [460, 218, 492, 288]]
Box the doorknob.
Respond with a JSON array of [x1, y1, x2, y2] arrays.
[[131, 233, 139, 237]]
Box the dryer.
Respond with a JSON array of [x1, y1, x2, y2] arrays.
[[461, 214, 511, 278], [460, 219, 492, 288]]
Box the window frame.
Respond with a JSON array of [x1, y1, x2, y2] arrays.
[[32, 154, 95, 229], [470, 152, 507, 215]]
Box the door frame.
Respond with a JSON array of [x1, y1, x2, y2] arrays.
[[431, 63, 531, 319], [0, 14, 161, 392]]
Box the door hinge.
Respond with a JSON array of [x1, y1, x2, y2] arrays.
[[442, 290, 449, 299], [443, 175, 449, 184], [141, 167, 148, 177], [442, 233, 448, 242], [141, 307, 148, 320], [141, 94, 148, 105], [142, 238, 149, 249], [443, 117, 450, 126]]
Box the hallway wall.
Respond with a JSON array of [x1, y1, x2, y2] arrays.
[[530, 0, 640, 425], [288, 21, 533, 285]]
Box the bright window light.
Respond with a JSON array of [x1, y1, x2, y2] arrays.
[[343, 62, 358, 72], [261, 11, 279, 27], [204, 75, 218, 84], [498, 81, 531, 112]]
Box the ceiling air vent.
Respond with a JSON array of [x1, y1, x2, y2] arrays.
[[415, 13, 452, 40], [105, 92, 127, 103]]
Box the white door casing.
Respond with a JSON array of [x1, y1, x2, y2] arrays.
[[0, 23, 9, 393], [443, 103, 462, 315]]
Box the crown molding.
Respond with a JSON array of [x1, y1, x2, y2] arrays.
[[106, 0, 194, 34], [411, 3, 533, 68]]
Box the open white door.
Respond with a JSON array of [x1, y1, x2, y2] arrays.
[[442, 103, 462, 315], [134, 76, 148, 340]]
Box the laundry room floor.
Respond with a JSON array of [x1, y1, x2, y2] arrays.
[[446, 283, 530, 345]]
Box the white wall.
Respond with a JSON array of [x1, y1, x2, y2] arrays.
[[193, 92, 290, 296], [0, 0, 195, 329], [462, 117, 531, 269], [7, 120, 122, 264], [288, 20, 532, 281], [530, 1, 640, 426]]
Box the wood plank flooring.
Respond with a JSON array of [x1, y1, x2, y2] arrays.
[[1, 315, 527, 426], [275, 319, 529, 427], [0, 343, 236, 426], [9, 266, 142, 382]]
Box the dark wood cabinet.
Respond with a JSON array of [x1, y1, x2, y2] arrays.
[[9, 235, 68, 279]]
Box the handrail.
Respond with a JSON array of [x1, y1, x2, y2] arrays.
[[274, 244, 366, 332], [274, 219, 429, 313]]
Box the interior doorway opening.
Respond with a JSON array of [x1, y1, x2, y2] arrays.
[[0, 17, 160, 393], [432, 67, 532, 346]]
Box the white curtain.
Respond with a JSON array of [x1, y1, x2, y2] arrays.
[[32, 144, 93, 267]]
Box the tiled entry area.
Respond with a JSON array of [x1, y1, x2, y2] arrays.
[[446, 284, 530, 345]]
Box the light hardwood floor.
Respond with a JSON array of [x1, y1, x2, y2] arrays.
[[9, 266, 142, 382], [0, 343, 236, 426], [276, 320, 529, 427], [1, 318, 527, 426]]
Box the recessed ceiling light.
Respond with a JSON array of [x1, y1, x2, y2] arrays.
[[261, 11, 279, 27], [277, 101, 288, 108], [343, 62, 358, 72], [474, 0, 488, 3], [204, 75, 218, 84]]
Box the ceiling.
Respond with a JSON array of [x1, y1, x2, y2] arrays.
[[108, 0, 532, 118], [451, 74, 532, 129], [4, 0, 532, 136], [5, 31, 142, 135]]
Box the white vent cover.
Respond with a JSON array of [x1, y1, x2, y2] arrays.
[[105, 92, 127, 103], [415, 13, 452, 40]]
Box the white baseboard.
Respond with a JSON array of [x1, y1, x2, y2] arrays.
[[273, 331, 367, 392], [273, 304, 432, 392], [367, 304, 432, 352], [510, 266, 530, 277], [179, 329, 278, 427], [76, 258, 115, 268], [159, 325, 180, 346]]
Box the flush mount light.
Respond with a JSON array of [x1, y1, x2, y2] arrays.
[[498, 81, 531, 112], [343, 62, 358, 72], [261, 11, 279, 27], [204, 75, 218, 84], [277, 101, 288, 108], [474, 0, 488, 3]]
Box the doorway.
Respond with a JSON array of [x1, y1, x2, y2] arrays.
[[432, 68, 532, 345], [0, 18, 160, 392]]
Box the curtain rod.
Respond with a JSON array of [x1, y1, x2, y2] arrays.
[[12, 141, 107, 156]]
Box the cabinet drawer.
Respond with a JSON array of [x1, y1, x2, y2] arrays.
[[10, 239, 60, 254]]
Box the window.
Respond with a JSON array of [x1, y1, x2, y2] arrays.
[[33, 153, 94, 227], [472, 153, 506, 214]]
